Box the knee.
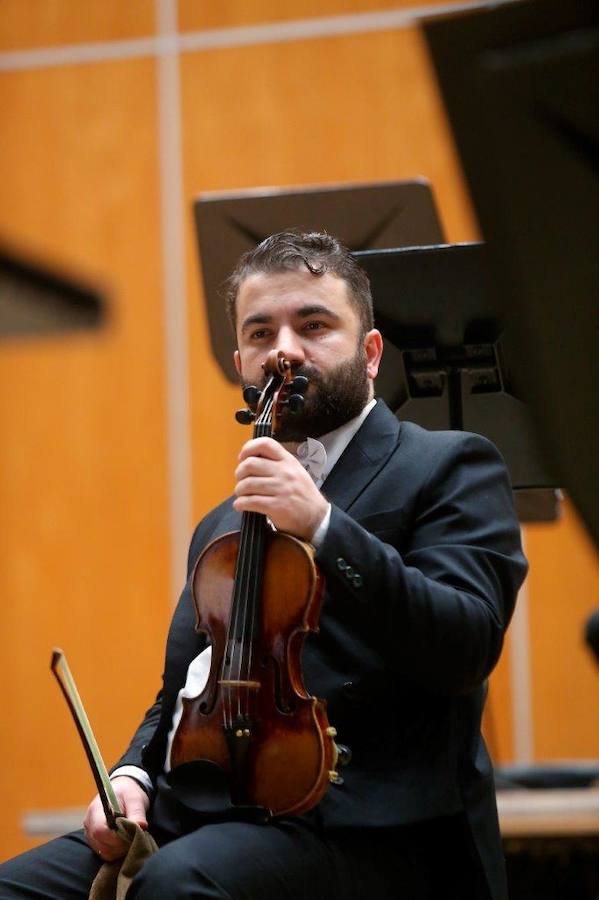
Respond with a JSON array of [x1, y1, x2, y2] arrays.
[[128, 843, 229, 899], [0, 860, 18, 899]]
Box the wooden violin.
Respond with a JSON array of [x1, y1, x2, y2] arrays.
[[170, 350, 339, 816]]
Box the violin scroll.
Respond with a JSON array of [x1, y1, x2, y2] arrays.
[[234, 354, 310, 427]]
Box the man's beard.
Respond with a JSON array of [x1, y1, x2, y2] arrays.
[[242, 344, 371, 442]]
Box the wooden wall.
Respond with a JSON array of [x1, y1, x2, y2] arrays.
[[1, 1, 597, 860]]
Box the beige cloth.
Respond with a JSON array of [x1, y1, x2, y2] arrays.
[[88, 818, 158, 900]]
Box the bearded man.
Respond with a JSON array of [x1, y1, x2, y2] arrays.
[[0, 232, 527, 899]]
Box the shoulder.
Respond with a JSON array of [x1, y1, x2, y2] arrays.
[[372, 401, 500, 460], [186, 496, 235, 573], [399, 419, 504, 466]]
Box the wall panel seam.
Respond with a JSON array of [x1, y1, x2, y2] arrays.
[[0, 0, 511, 71], [156, 0, 193, 603]]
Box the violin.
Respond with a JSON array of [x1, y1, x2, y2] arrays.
[[170, 350, 340, 817]]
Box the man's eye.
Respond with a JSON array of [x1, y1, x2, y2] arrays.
[[250, 329, 270, 340], [304, 321, 325, 331]]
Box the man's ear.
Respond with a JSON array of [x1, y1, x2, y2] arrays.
[[233, 350, 241, 376], [363, 329, 383, 381]]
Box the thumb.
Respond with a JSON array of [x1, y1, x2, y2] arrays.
[[110, 775, 150, 829], [123, 797, 149, 829]]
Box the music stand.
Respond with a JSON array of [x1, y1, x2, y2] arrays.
[[356, 242, 558, 503], [193, 180, 444, 382], [0, 246, 104, 338], [423, 0, 598, 543]]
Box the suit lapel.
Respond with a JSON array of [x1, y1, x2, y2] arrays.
[[321, 400, 401, 512]]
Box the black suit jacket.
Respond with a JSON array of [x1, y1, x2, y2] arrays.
[[115, 401, 527, 899]]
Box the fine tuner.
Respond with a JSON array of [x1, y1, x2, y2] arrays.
[[235, 375, 309, 425]]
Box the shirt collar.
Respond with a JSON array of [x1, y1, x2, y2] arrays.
[[318, 397, 377, 481]]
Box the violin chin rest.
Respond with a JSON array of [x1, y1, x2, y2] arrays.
[[161, 760, 269, 823]]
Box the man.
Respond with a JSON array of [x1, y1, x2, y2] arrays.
[[0, 231, 527, 898]]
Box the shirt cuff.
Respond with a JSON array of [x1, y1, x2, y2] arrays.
[[110, 765, 154, 796], [311, 502, 331, 547]]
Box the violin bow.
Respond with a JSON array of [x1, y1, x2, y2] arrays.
[[50, 648, 123, 829]]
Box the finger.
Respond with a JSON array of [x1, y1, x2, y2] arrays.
[[234, 475, 280, 498], [83, 797, 108, 835], [84, 821, 128, 861], [238, 437, 287, 463], [83, 788, 146, 861], [234, 455, 277, 483], [94, 836, 128, 862], [233, 495, 276, 516], [122, 798, 149, 829]]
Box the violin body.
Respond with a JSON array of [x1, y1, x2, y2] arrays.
[[170, 527, 338, 817]]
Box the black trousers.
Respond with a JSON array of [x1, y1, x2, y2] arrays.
[[0, 813, 487, 899]]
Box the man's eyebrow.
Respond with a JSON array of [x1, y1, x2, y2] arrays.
[[295, 304, 340, 320], [240, 313, 273, 334], [240, 304, 341, 333]]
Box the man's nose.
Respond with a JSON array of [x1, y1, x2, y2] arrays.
[[277, 328, 306, 365]]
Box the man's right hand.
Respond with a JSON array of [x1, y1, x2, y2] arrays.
[[83, 776, 150, 861]]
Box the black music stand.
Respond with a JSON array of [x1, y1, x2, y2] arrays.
[[423, 0, 599, 545], [356, 242, 558, 506], [193, 180, 444, 382], [0, 245, 104, 338]]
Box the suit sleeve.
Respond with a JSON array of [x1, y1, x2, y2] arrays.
[[315, 432, 528, 695]]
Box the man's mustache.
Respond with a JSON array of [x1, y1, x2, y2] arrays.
[[242, 363, 323, 392]]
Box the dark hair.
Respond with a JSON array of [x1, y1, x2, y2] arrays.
[[225, 230, 374, 336]]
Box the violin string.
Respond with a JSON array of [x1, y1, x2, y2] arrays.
[[239, 398, 272, 723], [224, 398, 256, 730], [243, 406, 272, 722], [222, 390, 273, 732], [222, 427, 252, 732], [224, 485, 255, 731], [233, 398, 269, 725], [240, 363, 287, 727]]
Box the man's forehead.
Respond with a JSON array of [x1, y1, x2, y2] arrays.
[[237, 268, 350, 309]]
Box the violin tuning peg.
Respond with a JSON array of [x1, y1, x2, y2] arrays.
[[287, 394, 304, 414], [242, 385, 261, 407], [235, 408, 255, 425], [290, 375, 309, 394]]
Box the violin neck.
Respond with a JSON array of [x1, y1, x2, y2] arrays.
[[227, 417, 271, 642], [240, 413, 273, 537]]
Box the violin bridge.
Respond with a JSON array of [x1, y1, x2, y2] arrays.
[[218, 679, 261, 690]]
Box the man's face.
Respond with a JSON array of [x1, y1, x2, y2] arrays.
[[233, 268, 382, 441]]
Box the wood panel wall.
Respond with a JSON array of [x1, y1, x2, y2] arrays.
[[1, 0, 597, 861]]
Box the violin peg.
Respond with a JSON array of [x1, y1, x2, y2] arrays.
[[290, 375, 309, 394], [235, 408, 255, 425], [242, 385, 262, 407], [287, 394, 304, 414]]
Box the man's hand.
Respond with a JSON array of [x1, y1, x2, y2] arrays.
[[83, 776, 150, 862], [234, 437, 329, 541]]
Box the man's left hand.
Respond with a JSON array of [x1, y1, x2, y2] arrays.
[[234, 437, 328, 542]]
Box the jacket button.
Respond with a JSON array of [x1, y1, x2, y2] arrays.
[[353, 573, 363, 588], [336, 558, 348, 572], [345, 566, 354, 578], [343, 681, 359, 699]]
